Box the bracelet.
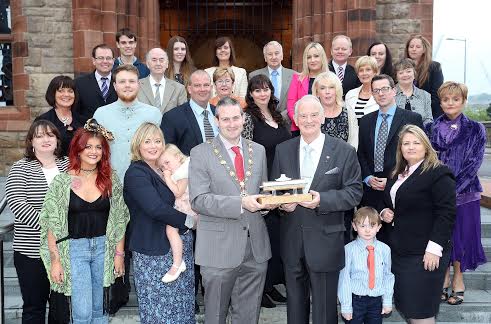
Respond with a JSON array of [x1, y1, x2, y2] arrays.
[[115, 250, 125, 258]]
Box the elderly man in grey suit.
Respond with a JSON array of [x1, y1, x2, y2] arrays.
[[271, 95, 363, 324], [249, 41, 294, 125], [137, 47, 187, 113], [189, 97, 273, 324]]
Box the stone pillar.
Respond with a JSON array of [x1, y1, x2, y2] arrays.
[[376, 0, 434, 61], [292, 0, 376, 71]]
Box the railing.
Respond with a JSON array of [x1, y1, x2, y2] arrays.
[[0, 195, 13, 324]]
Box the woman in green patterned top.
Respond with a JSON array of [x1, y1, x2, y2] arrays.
[[39, 119, 129, 323]]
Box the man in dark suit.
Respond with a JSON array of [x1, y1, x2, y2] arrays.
[[75, 44, 118, 122], [328, 35, 361, 97], [161, 70, 218, 156], [358, 74, 424, 214], [249, 41, 295, 127], [271, 95, 363, 324]]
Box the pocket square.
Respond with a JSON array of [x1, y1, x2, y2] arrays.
[[325, 167, 340, 175]]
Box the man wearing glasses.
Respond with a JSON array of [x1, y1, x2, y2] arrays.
[[75, 44, 118, 121], [137, 47, 187, 113], [357, 74, 423, 240]]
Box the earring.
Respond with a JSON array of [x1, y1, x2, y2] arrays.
[[32, 147, 35, 153]]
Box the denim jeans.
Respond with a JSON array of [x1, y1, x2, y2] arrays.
[[349, 294, 382, 324], [70, 235, 108, 324]]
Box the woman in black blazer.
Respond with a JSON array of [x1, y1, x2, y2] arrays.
[[123, 122, 197, 323], [380, 125, 455, 323]]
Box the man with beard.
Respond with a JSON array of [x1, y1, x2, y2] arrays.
[[93, 64, 161, 314]]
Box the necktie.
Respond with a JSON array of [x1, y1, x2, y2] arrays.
[[367, 245, 375, 289], [271, 70, 280, 99], [374, 114, 389, 172], [202, 109, 215, 140], [302, 145, 315, 191], [154, 83, 161, 109], [101, 77, 109, 100], [337, 66, 344, 82], [231, 146, 245, 181]]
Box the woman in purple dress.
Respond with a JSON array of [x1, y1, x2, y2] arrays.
[[426, 81, 487, 305]]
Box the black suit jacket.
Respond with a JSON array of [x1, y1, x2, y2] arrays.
[[75, 71, 118, 122], [383, 164, 455, 255], [270, 135, 362, 272], [357, 107, 424, 210], [328, 61, 361, 97], [160, 102, 216, 156], [417, 61, 444, 118]]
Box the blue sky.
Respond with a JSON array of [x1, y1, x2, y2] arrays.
[[433, 0, 491, 95]]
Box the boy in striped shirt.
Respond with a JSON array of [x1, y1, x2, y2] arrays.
[[338, 207, 395, 323]]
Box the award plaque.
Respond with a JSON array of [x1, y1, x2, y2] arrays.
[[257, 174, 313, 205]]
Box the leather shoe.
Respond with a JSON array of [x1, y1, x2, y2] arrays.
[[266, 287, 287, 303], [261, 293, 276, 308], [161, 261, 186, 283]]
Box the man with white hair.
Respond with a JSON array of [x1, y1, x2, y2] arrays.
[[249, 41, 295, 125], [271, 95, 363, 324], [137, 47, 187, 113]]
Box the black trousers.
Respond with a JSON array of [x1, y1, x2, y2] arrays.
[[14, 251, 52, 324], [263, 210, 285, 292]]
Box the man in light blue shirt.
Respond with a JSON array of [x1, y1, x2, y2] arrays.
[[338, 207, 394, 323], [94, 64, 161, 183]]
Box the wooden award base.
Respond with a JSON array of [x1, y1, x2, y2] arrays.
[[257, 193, 313, 205]]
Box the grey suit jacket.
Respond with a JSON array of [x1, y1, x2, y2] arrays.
[[270, 134, 363, 272], [138, 76, 187, 114], [189, 136, 272, 268], [249, 66, 295, 117]]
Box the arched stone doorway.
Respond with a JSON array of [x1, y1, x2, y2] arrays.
[[159, 0, 293, 72]]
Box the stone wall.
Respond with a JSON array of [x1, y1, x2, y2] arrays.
[[376, 0, 433, 61]]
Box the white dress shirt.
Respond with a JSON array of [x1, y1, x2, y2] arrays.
[[331, 61, 347, 77], [299, 133, 325, 192], [149, 75, 166, 105], [95, 70, 112, 93]]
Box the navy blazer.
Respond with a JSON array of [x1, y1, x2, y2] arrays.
[[75, 71, 118, 122], [328, 61, 361, 97], [124, 160, 187, 256], [160, 102, 216, 156]]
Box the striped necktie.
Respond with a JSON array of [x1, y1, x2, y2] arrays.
[[337, 66, 344, 82], [202, 109, 215, 140], [101, 77, 109, 100], [154, 83, 161, 109]]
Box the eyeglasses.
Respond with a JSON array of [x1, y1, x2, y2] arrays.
[[95, 56, 114, 62], [216, 79, 232, 85], [372, 86, 392, 95], [298, 112, 320, 120]]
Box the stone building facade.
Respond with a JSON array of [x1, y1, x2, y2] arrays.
[[0, 0, 433, 175]]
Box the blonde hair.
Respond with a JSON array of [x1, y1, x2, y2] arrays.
[[299, 42, 328, 81], [163, 143, 187, 164], [353, 206, 381, 226], [212, 66, 235, 83], [392, 124, 441, 178], [312, 71, 344, 108], [130, 123, 164, 161], [354, 55, 379, 74], [332, 35, 352, 49], [404, 35, 432, 87], [437, 81, 468, 101]]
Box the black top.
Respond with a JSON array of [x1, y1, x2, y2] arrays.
[[35, 108, 83, 156], [308, 77, 315, 95], [321, 107, 349, 142], [416, 61, 444, 118], [174, 73, 184, 85], [251, 115, 291, 178], [68, 190, 110, 239]]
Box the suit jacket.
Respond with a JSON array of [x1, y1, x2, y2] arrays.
[[137, 76, 187, 114], [75, 71, 118, 122], [249, 66, 295, 116], [124, 160, 188, 256], [189, 137, 271, 268], [357, 107, 424, 209], [417, 61, 444, 118], [328, 61, 361, 97], [286, 73, 307, 131], [383, 164, 455, 256], [270, 135, 363, 272], [160, 102, 216, 156], [395, 85, 433, 125]]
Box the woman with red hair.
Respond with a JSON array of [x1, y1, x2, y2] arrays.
[[39, 119, 130, 323]]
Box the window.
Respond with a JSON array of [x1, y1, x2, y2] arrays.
[[0, 0, 12, 106]]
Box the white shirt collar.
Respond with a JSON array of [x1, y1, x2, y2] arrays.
[[267, 65, 282, 76], [219, 134, 243, 151], [149, 74, 166, 88], [331, 61, 347, 72], [299, 133, 325, 153], [95, 70, 111, 83]]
